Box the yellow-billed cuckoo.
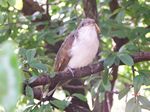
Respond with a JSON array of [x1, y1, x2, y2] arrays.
[[54, 18, 100, 72]]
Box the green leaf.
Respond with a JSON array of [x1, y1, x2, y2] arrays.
[[25, 49, 36, 63], [39, 104, 52, 112], [0, 0, 8, 8], [98, 92, 105, 103], [63, 90, 70, 96], [84, 75, 99, 85], [133, 75, 143, 94], [125, 42, 139, 52], [44, 105, 52, 112], [110, 28, 131, 38], [99, 81, 105, 92], [19, 48, 27, 58], [0, 13, 5, 23], [0, 41, 22, 112], [17, 96, 28, 106], [32, 106, 39, 112], [119, 44, 127, 53], [143, 76, 150, 86], [102, 69, 109, 85], [102, 72, 111, 91], [138, 70, 150, 86], [118, 87, 130, 100], [104, 53, 116, 67], [72, 93, 87, 102], [91, 81, 100, 95], [118, 53, 134, 66], [144, 88, 150, 91], [139, 70, 150, 76], [50, 100, 70, 110], [25, 86, 34, 99], [14, 0, 23, 10], [101, 69, 111, 91], [125, 97, 141, 112], [133, 104, 141, 112], [115, 10, 125, 23], [141, 105, 150, 111], [23, 105, 33, 112], [138, 95, 150, 110], [29, 61, 48, 72], [8, 0, 16, 6], [114, 57, 120, 65], [0, 35, 9, 43]]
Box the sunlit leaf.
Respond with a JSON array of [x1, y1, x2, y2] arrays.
[[29, 61, 48, 72], [104, 53, 116, 67], [0, 0, 8, 8], [50, 100, 70, 110], [102, 69, 109, 85], [133, 75, 143, 94], [138, 70, 150, 86], [39, 104, 52, 112], [118, 53, 134, 66], [72, 93, 87, 102], [23, 105, 33, 112], [102, 72, 111, 91], [8, 0, 16, 6], [26, 49, 36, 63], [125, 97, 141, 112], [14, 0, 23, 10], [118, 87, 130, 100], [138, 95, 150, 110], [19, 48, 27, 58]]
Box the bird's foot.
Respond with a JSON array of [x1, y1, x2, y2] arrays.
[[66, 66, 75, 77]]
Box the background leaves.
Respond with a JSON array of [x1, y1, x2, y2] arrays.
[[0, 0, 149, 111], [0, 41, 22, 112]]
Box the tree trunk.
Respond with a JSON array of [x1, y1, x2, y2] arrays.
[[83, 0, 99, 24]]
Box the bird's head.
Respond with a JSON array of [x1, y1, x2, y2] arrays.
[[78, 18, 100, 33]]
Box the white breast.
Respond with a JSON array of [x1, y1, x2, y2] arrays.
[[68, 25, 99, 68]]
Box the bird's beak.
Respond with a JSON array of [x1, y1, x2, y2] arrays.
[[95, 23, 100, 33]]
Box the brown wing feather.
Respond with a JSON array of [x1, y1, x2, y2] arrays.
[[54, 31, 76, 72]]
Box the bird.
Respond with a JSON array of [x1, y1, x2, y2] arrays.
[[54, 18, 100, 73]]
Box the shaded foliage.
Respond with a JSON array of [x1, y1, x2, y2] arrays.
[[0, 0, 150, 112]]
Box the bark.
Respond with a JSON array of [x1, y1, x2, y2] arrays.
[[83, 0, 99, 24]]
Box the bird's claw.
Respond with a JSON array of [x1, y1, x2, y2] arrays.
[[67, 67, 75, 77]]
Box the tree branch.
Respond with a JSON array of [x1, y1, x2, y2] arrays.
[[24, 52, 150, 101], [22, 0, 44, 16]]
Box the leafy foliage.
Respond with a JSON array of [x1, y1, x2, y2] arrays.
[[0, 41, 22, 112], [125, 97, 141, 112], [0, 0, 150, 111]]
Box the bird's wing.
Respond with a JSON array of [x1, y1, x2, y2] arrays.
[[54, 31, 76, 72]]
